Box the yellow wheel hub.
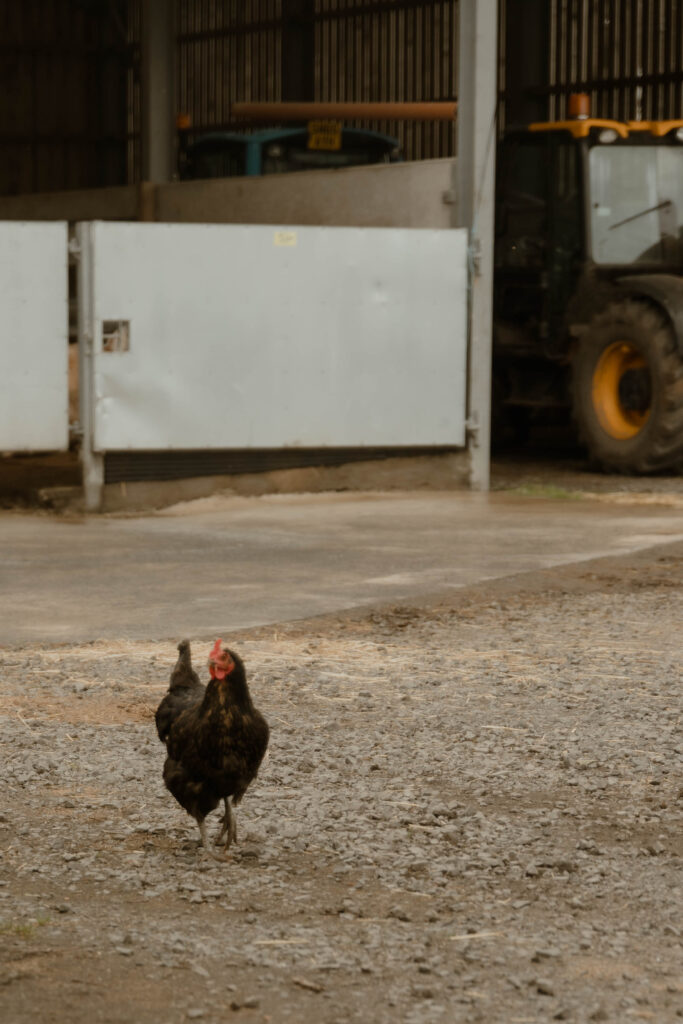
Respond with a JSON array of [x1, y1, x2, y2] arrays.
[[592, 342, 651, 440]]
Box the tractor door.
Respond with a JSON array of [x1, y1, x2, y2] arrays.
[[494, 131, 552, 350], [546, 136, 583, 349], [494, 131, 583, 356]]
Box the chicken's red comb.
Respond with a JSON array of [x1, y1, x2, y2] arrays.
[[209, 638, 223, 661]]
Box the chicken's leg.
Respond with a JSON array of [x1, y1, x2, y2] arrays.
[[214, 798, 237, 850], [199, 818, 230, 862], [214, 815, 227, 847], [227, 798, 237, 846]]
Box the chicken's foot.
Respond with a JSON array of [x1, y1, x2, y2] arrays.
[[199, 819, 230, 862]]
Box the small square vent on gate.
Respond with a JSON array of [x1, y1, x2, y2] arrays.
[[102, 320, 130, 352]]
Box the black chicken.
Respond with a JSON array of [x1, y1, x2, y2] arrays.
[[155, 639, 269, 861]]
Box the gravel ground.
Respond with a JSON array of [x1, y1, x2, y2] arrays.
[[1, 540, 682, 1024]]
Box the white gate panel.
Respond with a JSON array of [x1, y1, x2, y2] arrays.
[[0, 221, 68, 451], [86, 221, 467, 451]]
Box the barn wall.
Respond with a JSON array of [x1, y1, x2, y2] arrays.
[[0, 186, 140, 222], [2, 1, 682, 197], [547, 0, 683, 121], [0, 160, 455, 231], [175, 1, 459, 164], [155, 158, 456, 228], [0, 0, 132, 196], [175, 1, 683, 163]]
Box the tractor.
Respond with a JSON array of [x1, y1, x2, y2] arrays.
[[177, 121, 401, 180], [494, 95, 683, 472]]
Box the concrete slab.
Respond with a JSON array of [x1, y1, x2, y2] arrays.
[[3, 489, 683, 644]]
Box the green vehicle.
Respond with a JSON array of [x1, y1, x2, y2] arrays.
[[494, 102, 683, 472]]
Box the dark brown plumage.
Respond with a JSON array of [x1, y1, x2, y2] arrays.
[[155, 640, 203, 743], [155, 639, 269, 861]]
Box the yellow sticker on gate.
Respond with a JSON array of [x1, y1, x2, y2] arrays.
[[274, 230, 297, 247]]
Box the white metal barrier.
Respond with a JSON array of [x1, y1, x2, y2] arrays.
[[77, 220, 469, 507], [0, 221, 69, 451]]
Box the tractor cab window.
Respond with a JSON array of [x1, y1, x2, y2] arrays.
[[589, 144, 683, 265], [496, 135, 549, 267]]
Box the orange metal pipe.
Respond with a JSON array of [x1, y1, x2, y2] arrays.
[[231, 101, 457, 122]]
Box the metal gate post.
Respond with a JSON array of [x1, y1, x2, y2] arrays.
[[456, 0, 498, 491], [75, 222, 104, 512]]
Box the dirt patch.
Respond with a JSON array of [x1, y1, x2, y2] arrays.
[[491, 455, 683, 497], [1, 544, 682, 1023]]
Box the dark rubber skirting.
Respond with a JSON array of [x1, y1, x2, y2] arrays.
[[104, 448, 458, 484]]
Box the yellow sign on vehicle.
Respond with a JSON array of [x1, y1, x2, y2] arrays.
[[307, 120, 342, 151]]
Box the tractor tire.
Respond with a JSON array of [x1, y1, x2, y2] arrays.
[[572, 299, 683, 474]]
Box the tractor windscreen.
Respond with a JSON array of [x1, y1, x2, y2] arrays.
[[589, 144, 683, 266]]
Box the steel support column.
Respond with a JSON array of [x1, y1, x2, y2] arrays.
[[456, 0, 498, 491], [141, 0, 174, 182]]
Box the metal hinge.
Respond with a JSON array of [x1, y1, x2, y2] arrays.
[[469, 237, 482, 277], [68, 237, 81, 261], [465, 414, 480, 447]]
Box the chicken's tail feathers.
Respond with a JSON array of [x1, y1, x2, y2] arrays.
[[169, 639, 201, 690]]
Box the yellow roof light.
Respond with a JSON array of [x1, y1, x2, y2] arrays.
[[568, 93, 591, 120]]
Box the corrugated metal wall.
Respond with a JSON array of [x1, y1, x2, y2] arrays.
[[176, 0, 282, 131], [174, 0, 683, 167], [0, 0, 132, 195], [311, 1, 458, 161], [2, 1, 683, 195], [175, 1, 458, 163], [547, 0, 683, 121]]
